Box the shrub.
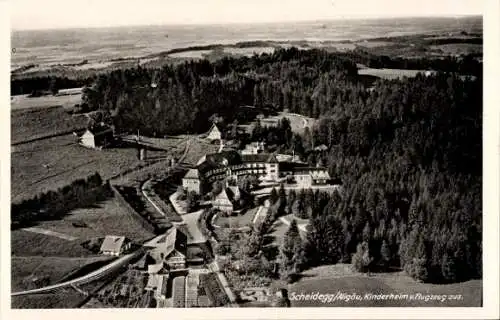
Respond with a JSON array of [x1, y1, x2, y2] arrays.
[[199, 273, 230, 307], [351, 241, 373, 273]]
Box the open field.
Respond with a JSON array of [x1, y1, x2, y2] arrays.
[[223, 46, 275, 56], [11, 197, 153, 305], [169, 50, 212, 59], [11, 230, 94, 257], [121, 134, 189, 152], [358, 68, 435, 80], [11, 106, 88, 144], [354, 40, 395, 48], [11, 289, 86, 309], [24, 198, 156, 243], [22, 227, 78, 240], [287, 264, 482, 307], [11, 91, 82, 110], [111, 137, 189, 186], [239, 111, 316, 136], [11, 256, 113, 292], [11, 134, 170, 203], [429, 43, 483, 56]]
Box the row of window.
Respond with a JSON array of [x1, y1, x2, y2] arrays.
[[203, 167, 271, 183]]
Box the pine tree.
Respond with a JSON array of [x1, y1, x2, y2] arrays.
[[304, 215, 344, 267], [380, 240, 392, 270], [362, 222, 372, 243], [441, 252, 457, 283], [352, 241, 372, 273], [410, 237, 430, 282], [292, 197, 307, 219], [280, 220, 303, 282], [269, 188, 279, 204]]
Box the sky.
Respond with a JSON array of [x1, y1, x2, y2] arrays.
[[11, 0, 483, 30]]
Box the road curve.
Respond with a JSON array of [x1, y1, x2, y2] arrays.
[[12, 251, 141, 297]]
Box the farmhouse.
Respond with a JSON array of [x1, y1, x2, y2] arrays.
[[79, 123, 114, 149], [99, 235, 131, 256], [182, 149, 332, 195], [144, 227, 188, 270], [212, 186, 243, 213]]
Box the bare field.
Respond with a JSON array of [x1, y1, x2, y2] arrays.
[[358, 68, 435, 80], [11, 106, 88, 144], [11, 91, 82, 110], [11, 134, 170, 203]]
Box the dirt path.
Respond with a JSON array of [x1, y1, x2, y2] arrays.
[[22, 227, 78, 241]]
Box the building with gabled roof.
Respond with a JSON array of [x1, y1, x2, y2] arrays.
[[183, 169, 202, 194], [212, 186, 244, 213], [79, 123, 114, 149], [145, 227, 188, 270], [206, 123, 222, 142], [99, 235, 131, 256]]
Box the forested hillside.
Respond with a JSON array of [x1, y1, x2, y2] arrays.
[[306, 73, 482, 283]]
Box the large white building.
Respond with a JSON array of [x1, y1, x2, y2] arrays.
[[182, 150, 331, 195]]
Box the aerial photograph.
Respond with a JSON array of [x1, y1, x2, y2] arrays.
[[8, 0, 488, 313]]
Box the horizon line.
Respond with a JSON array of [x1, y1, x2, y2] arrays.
[[11, 14, 482, 32]]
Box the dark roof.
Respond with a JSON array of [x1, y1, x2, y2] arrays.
[[197, 151, 279, 174], [279, 162, 309, 172], [216, 186, 241, 203], [197, 150, 242, 173], [144, 227, 187, 258], [87, 124, 113, 136]]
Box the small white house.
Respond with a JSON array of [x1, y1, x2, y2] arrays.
[[206, 124, 222, 141], [99, 235, 131, 256], [182, 169, 202, 194], [79, 124, 114, 149]]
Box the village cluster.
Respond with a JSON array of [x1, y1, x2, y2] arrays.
[[73, 120, 339, 307]]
